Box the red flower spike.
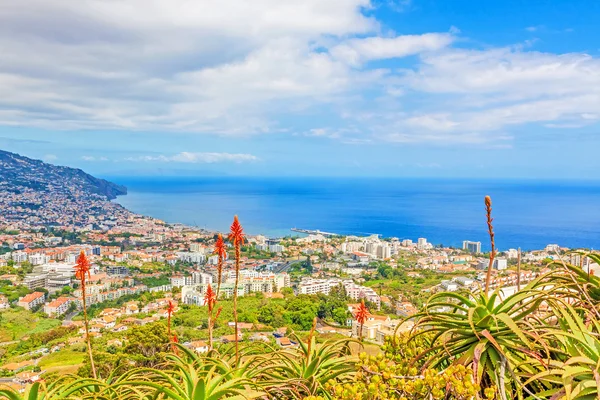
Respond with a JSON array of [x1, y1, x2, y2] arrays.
[[74, 251, 91, 281], [214, 234, 227, 259], [228, 215, 245, 246], [204, 284, 217, 311]]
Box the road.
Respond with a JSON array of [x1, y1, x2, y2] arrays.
[[273, 260, 302, 273], [62, 310, 79, 326]]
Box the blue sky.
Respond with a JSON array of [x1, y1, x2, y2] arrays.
[[0, 0, 599, 179]]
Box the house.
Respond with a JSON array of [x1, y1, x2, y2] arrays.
[[222, 333, 242, 343], [188, 340, 209, 354], [14, 371, 41, 384], [440, 280, 458, 291], [276, 337, 296, 348], [249, 333, 271, 343], [112, 324, 128, 332], [101, 315, 116, 329], [17, 291, 45, 310], [396, 301, 418, 317], [227, 322, 254, 330], [0, 294, 9, 309], [352, 314, 391, 340], [123, 302, 139, 315], [44, 296, 73, 317]]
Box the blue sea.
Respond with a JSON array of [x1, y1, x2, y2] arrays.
[[110, 177, 600, 251]]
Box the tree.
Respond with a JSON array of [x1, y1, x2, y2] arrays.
[[75, 251, 96, 379], [228, 215, 245, 364]]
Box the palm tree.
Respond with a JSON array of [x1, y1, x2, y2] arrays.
[[228, 215, 245, 364], [213, 233, 227, 300], [204, 284, 219, 350], [75, 250, 97, 379], [355, 299, 368, 345]]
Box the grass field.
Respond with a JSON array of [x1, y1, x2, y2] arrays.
[[0, 309, 61, 342], [38, 349, 85, 368]]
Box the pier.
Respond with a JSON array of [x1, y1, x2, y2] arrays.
[[291, 228, 338, 237]]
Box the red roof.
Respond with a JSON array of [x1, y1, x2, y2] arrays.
[[19, 292, 44, 303]]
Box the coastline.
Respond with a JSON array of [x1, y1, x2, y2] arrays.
[[110, 176, 600, 251]]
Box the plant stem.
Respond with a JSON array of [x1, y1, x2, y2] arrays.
[[82, 280, 97, 379], [484, 196, 496, 296], [233, 244, 240, 364]]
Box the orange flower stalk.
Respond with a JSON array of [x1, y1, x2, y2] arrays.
[[166, 300, 175, 338], [172, 333, 179, 355], [228, 215, 245, 364], [214, 234, 227, 300], [204, 284, 217, 350], [74, 251, 97, 379], [356, 299, 369, 345], [484, 196, 496, 296]]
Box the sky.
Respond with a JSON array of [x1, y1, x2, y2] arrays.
[[0, 0, 599, 179]]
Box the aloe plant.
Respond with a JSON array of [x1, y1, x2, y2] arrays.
[[525, 304, 600, 400], [120, 344, 264, 399], [411, 284, 550, 396], [263, 334, 357, 398]]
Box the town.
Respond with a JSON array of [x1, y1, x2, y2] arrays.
[[2, 209, 597, 389]]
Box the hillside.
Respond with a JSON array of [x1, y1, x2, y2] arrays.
[[0, 150, 126, 200], [0, 149, 130, 231]]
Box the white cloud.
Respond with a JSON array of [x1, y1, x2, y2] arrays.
[[81, 156, 109, 161], [0, 0, 598, 149], [0, 0, 379, 134], [330, 33, 454, 65], [125, 152, 259, 164]]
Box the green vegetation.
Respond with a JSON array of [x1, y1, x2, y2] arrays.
[[5, 255, 600, 399], [0, 308, 60, 342], [0, 281, 31, 302], [363, 265, 469, 307], [139, 274, 171, 288], [38, 350, 85, 368]]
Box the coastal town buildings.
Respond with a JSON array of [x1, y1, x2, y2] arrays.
[[17, 291, 45, 310]]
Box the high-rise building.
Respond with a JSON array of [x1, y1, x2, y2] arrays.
[[462, 241, 482, 253]]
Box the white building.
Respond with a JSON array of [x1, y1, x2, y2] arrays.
[[417, 238, 432, 250], [12, 251, 28, 263], [29, 254, 51, 266], [462, 241, 482, 254], [440, 280, 459, 291], [17, 292, 45, 310], [376, 244, 391, 259], [505, 249, 519, 259], [298, 278, 381, 309], [177, 252, 206, 264]]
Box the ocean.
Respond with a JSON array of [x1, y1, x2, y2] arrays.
[[110, 177, 600, 251]]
